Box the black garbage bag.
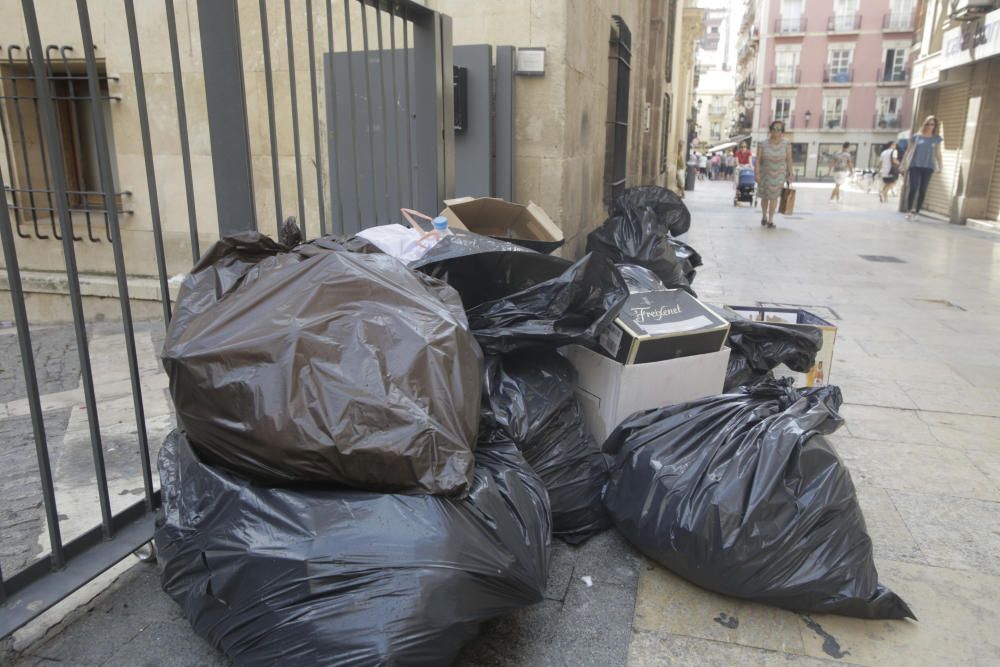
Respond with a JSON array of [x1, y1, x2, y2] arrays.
[[482, 351, 611, 544], [163, 233, 482, 496], [417, 239, 628, 354], [714, 306, 823, 390], [668, 238, 701, 283], [155, 430, 551, 667], [616, 263, 668, 294], [603, 380, 914, 620], [586, 187, 695, 293]]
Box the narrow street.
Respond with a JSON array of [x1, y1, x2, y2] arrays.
[[7, 179, 1000, 666]]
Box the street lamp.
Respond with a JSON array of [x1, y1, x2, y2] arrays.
[[804, 110, 812, 127]]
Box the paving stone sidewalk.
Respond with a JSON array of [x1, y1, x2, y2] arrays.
[[4, 180, 1000, 666]]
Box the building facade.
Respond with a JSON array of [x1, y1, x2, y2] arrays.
[[0, 0, 705, 319], [745, 0, 918, 179], [694, 0, 737, 148], [910, 0, 1000, 225]]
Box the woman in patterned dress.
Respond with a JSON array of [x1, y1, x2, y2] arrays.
[[756, 120, 793, 228]]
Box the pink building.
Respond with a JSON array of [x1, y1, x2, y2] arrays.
[[743, 0, 918, 178]]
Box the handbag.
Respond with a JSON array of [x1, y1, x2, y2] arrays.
[[779, 185, 796, 215]]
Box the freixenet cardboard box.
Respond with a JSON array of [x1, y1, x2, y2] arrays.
[[599, 289, 730, 364], [726, 305, 838, 387], [561, 344, 731, 443], [439, 197, 564, 253]]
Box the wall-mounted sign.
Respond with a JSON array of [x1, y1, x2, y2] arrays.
[[515, 48, 546, 76], [941, 8, 1000, 71]]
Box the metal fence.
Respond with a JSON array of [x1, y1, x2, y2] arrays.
[[0, 0, 452, 638]]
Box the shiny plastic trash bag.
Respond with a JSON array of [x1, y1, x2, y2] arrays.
[[155, 430, 551, 667], [482, 351, 611, 544], [418, 242, 628, 354], [586, 187, 695, 293], [715, 306, 823, 390], [163, 233, 482, 496], [616, 264, 668, 294], [603, 381, 914, 620]]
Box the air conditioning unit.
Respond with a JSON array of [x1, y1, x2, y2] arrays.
[[949, 0, 996, 21]]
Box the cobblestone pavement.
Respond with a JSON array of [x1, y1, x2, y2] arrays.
[[5, 180, 1000, 666]]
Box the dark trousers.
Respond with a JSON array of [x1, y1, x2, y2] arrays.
[[906, 167, 934, 213]]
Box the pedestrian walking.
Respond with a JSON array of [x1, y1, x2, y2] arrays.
[[725, 150, 737, 180], [879, 142, 899, 204], [710, 152, 722, 180], [829, 142, 853, 202], [900, 116, 944, 220], [756, 121, 792, 229], [698, 152, 708, 180]]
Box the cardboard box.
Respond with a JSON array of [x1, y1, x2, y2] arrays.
[[599, 289, 730, 364], [561, 344, 731, 443], [440, 197, 564, 253], [726, 306, 838, 387]]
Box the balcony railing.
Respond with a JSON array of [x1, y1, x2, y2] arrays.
[[771, 67, 801, 86], [876, 67, 910, 83], [709, 105, 728, 116], [874, 114, 902, 129], [883, 11, 915, 31], [820, 111, 848, 130], [774, 16, 807, 34], [823, 67, 854, 84], [827, 13, 862, 32]]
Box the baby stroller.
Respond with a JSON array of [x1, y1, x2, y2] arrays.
[[734, 166, 756, 206]]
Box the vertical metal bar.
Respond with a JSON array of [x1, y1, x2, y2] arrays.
[[358, 0, 379, 223], [76, 0, 156, 511], [494, 45, 514, 201], [258, 0, 283, 231], [165, 0, 200, 261], [402, 9, 414, 207], [21, 0, 114, 537], [284, 0, 306, 236], [325, 0, 344, 233], [6, 48, 48, 240], [30, 47, 60, 240], [305, 0, 326, 236], [388, 2, 403, 213], [56, 47, 100, 244], [123, 0, 171, 324], [0, 164, 64, 569], [342, 0, 362, 226], [374, 1, 392, 219], [0, 56, 31, 239]]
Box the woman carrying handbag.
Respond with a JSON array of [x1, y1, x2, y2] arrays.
[[756, 120, 793, 229], [900, 116, 944, 220]]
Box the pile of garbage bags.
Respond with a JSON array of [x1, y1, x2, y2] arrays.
[[714, 305, 824, 391], [586, 186, 699, 294], [603, 379, 914, 619], [157, 430, 550, 666]]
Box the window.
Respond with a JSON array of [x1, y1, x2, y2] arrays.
[[833, 0, 859, 30], [791, 143, 808, 178], [604, 16, 631, 204], [827, 47, 853, 82], [0, 51, 121, 241], [882, 47, 907, 81], [876, 95, 903, 128], [780, 0, 803, 31], [823, 96, 847, 128], [775, 48, 799, 84], [888, 0, 915, 29], [816, 143, 858, 178], [773, 97, 793, 124], [710, 121, 721, 140]]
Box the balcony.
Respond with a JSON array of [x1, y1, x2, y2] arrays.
[[823, 67, 854, 85], [876, 67, 910, 84], [770, 67, 801, 86], [883, 11, 915, 31], [773, 16, 807, 34], [873, 114, 903, 129], [827, 13, 862, 32], [709, 105, 728, 116], [820, 111, 848, 130]]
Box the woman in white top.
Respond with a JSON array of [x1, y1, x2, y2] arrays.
[[878, 142, 899, 204]]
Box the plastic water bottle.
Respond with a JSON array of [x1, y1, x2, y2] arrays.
[[432, 215, 452, 237]]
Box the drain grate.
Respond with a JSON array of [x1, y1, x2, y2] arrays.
[[859, 254, 905, 263]]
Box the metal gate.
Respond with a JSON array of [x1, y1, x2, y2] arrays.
[[0, 0, 452, 638]]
